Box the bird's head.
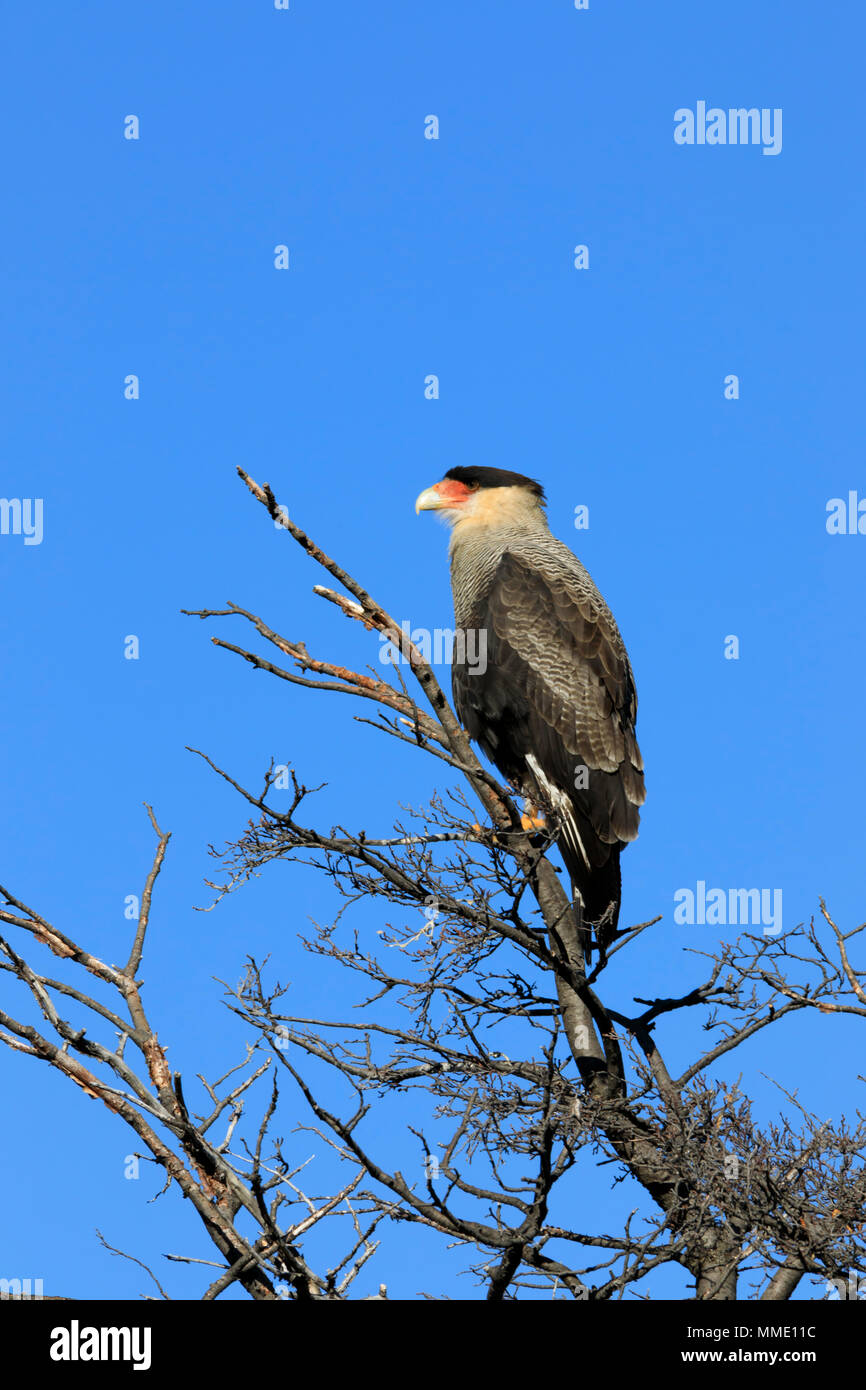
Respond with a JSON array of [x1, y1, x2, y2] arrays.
[[415, 467, 546, 531]]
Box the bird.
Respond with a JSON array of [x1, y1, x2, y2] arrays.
[[415, 465, 645, 963]]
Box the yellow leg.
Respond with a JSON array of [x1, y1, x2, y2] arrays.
[[520, 801, 547, 833]]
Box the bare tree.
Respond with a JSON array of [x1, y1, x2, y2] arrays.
[[2, 467, 865, 1301]]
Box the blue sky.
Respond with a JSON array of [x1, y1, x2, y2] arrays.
[[1, 1, 863, 1300]]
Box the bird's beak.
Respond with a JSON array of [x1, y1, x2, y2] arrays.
[[415, 485, 444, 514]]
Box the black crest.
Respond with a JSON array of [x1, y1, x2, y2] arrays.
[[444, 466, 545, 501]]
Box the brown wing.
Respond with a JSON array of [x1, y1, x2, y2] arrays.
[[452, 550, 645, 881]]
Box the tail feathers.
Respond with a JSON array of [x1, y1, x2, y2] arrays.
[[520, 755, 625, 964], [559, 838, 622, 965]]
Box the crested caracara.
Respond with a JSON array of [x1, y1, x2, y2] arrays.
[[416, 465, 645, 962]]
